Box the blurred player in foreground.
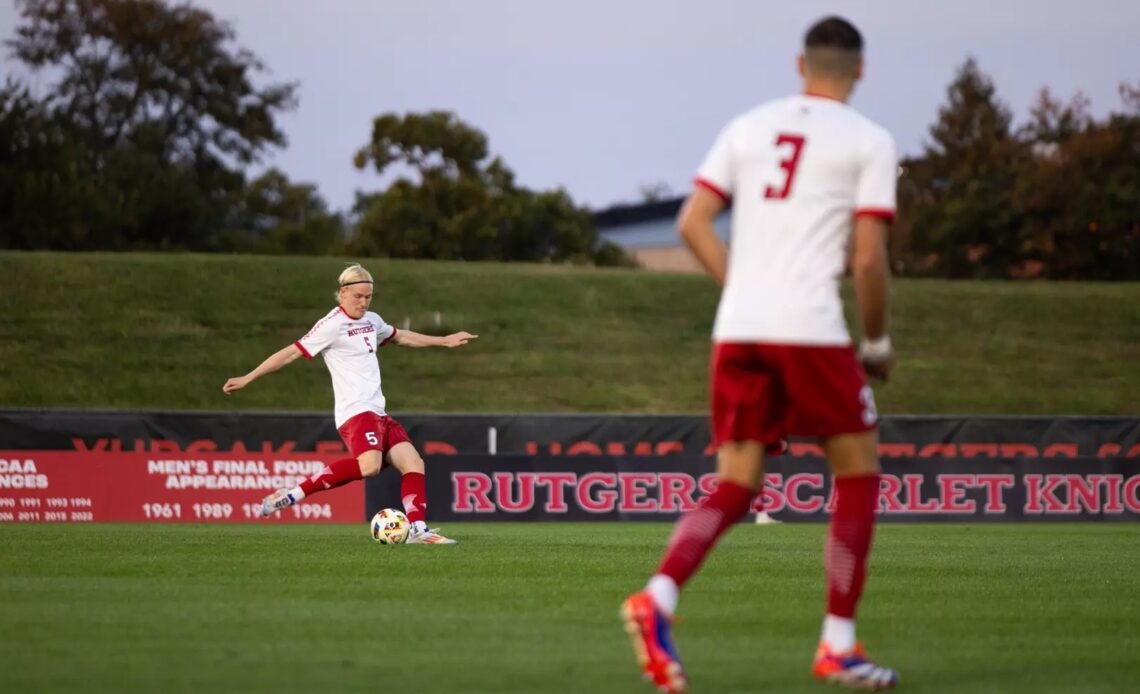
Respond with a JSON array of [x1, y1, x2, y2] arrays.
[[622, 16, 899, 691], [223, 263, 477, 544]]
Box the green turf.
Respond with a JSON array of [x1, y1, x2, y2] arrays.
[[1, 251, 1138, 414], [1, 523, 1137, 693]]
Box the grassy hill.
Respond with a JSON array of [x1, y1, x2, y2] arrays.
[[1, 251, 1137, 415]]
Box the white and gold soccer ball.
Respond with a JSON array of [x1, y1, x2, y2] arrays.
[[370, 508, 410, 545]]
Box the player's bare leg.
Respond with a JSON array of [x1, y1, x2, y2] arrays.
[[386, 442, 456, 544], [622, 441, 765, 693], [812, 431, 897, 690], [259, 450, 380, 517]]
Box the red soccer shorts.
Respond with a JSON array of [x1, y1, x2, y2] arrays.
[[337, 411, 413, 459], [710, 342, 877, 449]]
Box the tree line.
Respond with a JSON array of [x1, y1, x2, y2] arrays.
[[0, 0, 629, 265], [2, 1, 1137, 278], [897, 59, 1140, 279]]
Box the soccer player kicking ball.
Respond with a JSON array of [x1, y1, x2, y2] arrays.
[[222, 264, 477, 545], [621, 16, 898, 692]]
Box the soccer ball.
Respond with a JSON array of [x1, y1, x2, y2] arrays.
[[370, 508, 410, 545]]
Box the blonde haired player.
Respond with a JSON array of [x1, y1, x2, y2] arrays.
[[223, 264, 477, 544], [621, 16, 898, 692]]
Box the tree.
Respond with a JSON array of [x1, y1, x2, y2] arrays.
[[0, 79, 86, 249], [898, 65, 1140, 280], [1015, 86, 1140, 279], [351, 173, 507, 260], [351, 112, 511, 260], [9, 0, 295, 164], [0, 78, 143, 249], [350, 110, 629, 265], [352, 111, 487, 179], [902, 58, 1026, 277], [233, 169, 346, 255], [1021, 88, 1091, 145], [4, 0, 298, 249], [1011, 89, 1092, 276]]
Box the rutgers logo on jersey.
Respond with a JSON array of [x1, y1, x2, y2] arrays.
[[294, 307, 396, 364], [345, 324, 375, 338], [346, 323, 376, 353]]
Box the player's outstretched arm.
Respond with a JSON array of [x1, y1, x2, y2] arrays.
[[393, 330, 478, 349], [850, 216, 893, 382], [677, 187, 729, 286], [222, 344, 304, 394]]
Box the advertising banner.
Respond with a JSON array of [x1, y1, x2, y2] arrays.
[[2, 410, 1138, 460], [4, 411, 1139, 523], [365, 455, 1140, 522], [0, 451, 362, 523]]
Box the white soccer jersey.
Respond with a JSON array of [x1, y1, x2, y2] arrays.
[[696, 93, 898, 345], [294, 307, 398, 427]]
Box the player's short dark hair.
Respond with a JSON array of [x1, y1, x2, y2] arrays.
[[804, 16, 863, 53], [803, 16, 863, 78]]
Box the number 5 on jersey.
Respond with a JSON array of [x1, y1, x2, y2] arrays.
[[365, 431, 380, 445], [765, 133, 807, 200]]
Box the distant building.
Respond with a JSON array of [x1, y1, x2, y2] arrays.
[[593, 197, 731, 272]]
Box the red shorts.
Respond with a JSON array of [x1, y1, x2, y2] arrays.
[[337, 411, 413, 459], [710, 342, 877, 449]]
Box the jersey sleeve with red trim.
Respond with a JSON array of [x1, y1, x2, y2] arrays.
[[694, 119, 737, 202], [371, 314, 398, 347], [295, 313, 339, 360], [854, 128, 898, 220]]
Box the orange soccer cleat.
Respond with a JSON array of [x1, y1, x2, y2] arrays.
[[621, 591, 686, 693]]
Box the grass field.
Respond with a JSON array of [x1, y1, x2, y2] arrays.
[[1, 252, 1139, 415], [1, 523, 1137, 693]]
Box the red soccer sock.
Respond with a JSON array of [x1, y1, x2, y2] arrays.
[[400, 471, 427, 525], [657, 479, 755, 588], [825, 474, 880, 619], [299, 457, 363, 497]]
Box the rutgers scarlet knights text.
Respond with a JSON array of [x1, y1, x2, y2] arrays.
[[447, 470, 1140, 520]]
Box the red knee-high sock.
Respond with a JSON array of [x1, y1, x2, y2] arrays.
[[657, 480, 755, 587], [400, 472, 427, 525], [826, 474, 879, 619], [299, 458, 362, 497]]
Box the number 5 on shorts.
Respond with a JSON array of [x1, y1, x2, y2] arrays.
[[365, 431, 379, 446]]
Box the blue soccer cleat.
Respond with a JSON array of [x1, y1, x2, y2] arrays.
[[813, 641, 898, 690]]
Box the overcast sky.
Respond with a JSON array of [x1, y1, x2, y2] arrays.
[[3, 0, 1137, 212]]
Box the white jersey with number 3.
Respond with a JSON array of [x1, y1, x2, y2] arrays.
[[294, 307, 398, 427], [696, 93, 898, 345]]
